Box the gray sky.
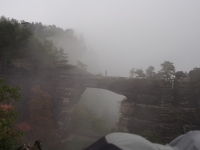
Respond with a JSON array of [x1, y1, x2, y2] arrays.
[[1, 0, 200, 76]]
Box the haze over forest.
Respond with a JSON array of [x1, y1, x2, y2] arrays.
[[1, 0, 200, 77], [1, 1, 200, 149]]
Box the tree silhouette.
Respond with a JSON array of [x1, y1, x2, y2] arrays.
[[158, 61, 175, 81], [146, 66, 155, 78], [134, 69, 146, 79], [188, 67, 200, 106]]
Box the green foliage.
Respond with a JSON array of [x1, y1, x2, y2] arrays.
[[24, 37, 68, 67], [0, 17, 31, 49], [158, 61, 175, 81], [0, 16, 69, 73], [140, 130, 163, 143], [0, 109, 24, 150], [0, 78, 21, 103], [0, 17, 32, 72], [0, 78, 23, 150]]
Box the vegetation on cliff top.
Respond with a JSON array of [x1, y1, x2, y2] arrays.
[[0, 16, 88, 74], [0, 16, 89, 149], [130, 61, 176, 81]]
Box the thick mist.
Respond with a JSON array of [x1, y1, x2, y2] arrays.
[[1, 1, 200, 149], [79, 88, 125, 129]]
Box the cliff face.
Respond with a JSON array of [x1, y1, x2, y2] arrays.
[[2, 65, 200, 143], [119, 78, 200, 143]]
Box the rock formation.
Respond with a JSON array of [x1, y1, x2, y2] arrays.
[[2, 64, 200, 143]]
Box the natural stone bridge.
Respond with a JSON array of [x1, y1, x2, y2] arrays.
[[53, 64, 165, 103], [54, 65, 200, 143], [3, 64, 200, 143]]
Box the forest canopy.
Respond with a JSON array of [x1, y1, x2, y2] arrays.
[[130, 61, 176, 81], [0, 16, 87, 73]]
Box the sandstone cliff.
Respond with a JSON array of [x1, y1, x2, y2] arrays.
[[2, 65, 200, 143]]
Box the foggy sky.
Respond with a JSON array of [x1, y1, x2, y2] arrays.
[[1, 0, 200, 77]]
